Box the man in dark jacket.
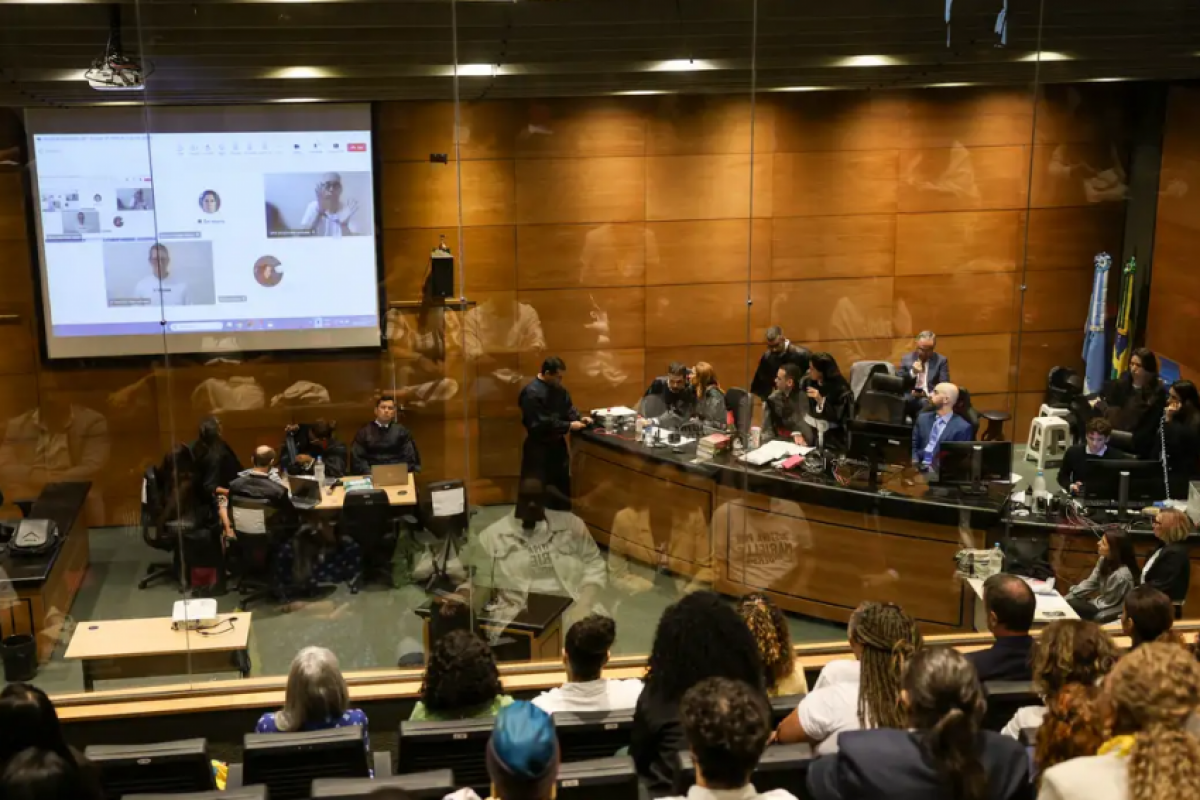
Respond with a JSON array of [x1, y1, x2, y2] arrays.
[[518, 357, 591, 510], [280, 419, 347, 478], [750, 326, 811, 402], [350, 395, 421, 475], [640, 362, 695, 421], [762, 364, 806, 443], [965, 573, 1036, 682]]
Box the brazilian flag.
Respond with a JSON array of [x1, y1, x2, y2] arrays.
[[1111, 256, 1136, 379]]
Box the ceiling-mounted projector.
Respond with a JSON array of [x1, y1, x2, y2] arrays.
[[84, 4, 151, 91]]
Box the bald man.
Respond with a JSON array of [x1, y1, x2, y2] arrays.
[[911, 382, 973, 470], [228, 446, 291, 506], [299, 171, 361, 237], [965, 573, 1036, 682]]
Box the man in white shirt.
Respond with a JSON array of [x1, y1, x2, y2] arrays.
[[299, 172, 361, 237], [532, 614, 642, 714], [132, 244, 190, 306], [661, 677, 797, 800]]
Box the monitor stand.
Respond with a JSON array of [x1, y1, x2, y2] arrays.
[[960, 444, 988, 496], [1117, 470, 1131, 522]]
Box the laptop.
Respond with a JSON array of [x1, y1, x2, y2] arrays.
[[372, 463, 409, 487], [288, 474, 323, 509]]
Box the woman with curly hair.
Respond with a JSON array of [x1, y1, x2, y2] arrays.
[[776, 602, 922, 754], [630, 591, 765, 795], [808, 647, 1029, 800], [409, 630, 514, 721], [999, 619, 1117, 738], [1038, 642, 1200, 800], [737, 593, 808, 697]]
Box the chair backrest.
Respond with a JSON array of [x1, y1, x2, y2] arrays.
[[1046, 366, 1083, 405], [556, 756, 639, 800], [856, 390, 907, 424], [982, 680, 1040, 732], [86, 738, 216, 799], [397, 717, 494, 795], [768, 694, 807, 728], [1109, 429, 1136, 453], [243, 727, 370, 800], [956, 387, 981, 437], [311, 770, 454, 799], [724, 387, 752, 434], [340, 489, 393, 543], [424, 480, 469, 538], [552, 709, 636, 762], [850, 360, 894, 399], [868, 371, 907, 396], [229, 496, 275, 538], [675, 744, 813, 798]]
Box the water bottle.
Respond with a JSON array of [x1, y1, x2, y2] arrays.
[[1032, 469, 1048, 513], [990, 541, 1005, 577], [314, 456, 325, 485]]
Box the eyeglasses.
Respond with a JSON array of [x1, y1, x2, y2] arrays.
[[318, 181, 342, 191]]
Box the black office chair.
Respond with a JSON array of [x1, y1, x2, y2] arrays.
[[724, 387, 752, 434], [856, 390, 907, 424], [138, 464, 183, 591], [956, 387, 983, 439], [228, 495, 288, 611], [1109, 429, 1136, 454], [982, 680, 1040, 732], [868, 372, 907, 396], [1045, 367, 1084, 408], [340, 489, 398, 589]]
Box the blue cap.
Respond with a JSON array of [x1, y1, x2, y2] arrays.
[[488, 701, 558, 780]]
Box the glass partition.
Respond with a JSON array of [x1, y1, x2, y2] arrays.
[[0, 0, 1195, 701]]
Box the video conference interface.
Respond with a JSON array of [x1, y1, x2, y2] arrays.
[[27, 105, 382, 359]]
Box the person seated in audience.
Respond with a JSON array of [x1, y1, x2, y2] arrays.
[[1033, 683, 1110, 789], [1037, 642, 1200, 800], [1122, 585, 1179, 648], [1142, 508, 1192, 604], [1064, 528, 1140, 621], [661, 677, 796, 800], [1000, 619, 1117, 741], [807, 647, 1029, 800], [0, 684, 96, 789], [350, 395, 421, 475], [751, 326, 811, 404], [0, 748, 102, 800], [532, 614, 643, 714], [1087, 347, 1165, 456], [631, 591, 765, 796], [761, 364, 806, 444], [641, 362, 696, 422], [737, 593, 808, 697], [911, 382, 973, 472], [410, 630, 514, 721], [256, 647, 370, 753], [897, 331, 950, 422], [1145, 379, 1200, 498], [691, 362, 728, 428], [797, 352, 853, 451], [775, 602, 922, 754], [452, 702, 560, 800], [1057, 418, 1128, 494], [965, 573, 1036, 682], [280, 419, 347, 478]]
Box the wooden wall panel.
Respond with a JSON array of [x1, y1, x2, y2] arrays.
[[771, 93, 907, 153], [519, 349, 644, 414], [517, 223, 646, 290], [646, 154, 771, 221], [1028, 144, 1129, 208], [766, 278, 896, 344], [1023, 206, 1125, 272], [645, 219, 769, 285], [517, 287, 645, 351], [382, 160, 515, 228], [771, 215, 894, 280], [512, 99, 647, 159], [1021, 269, 1093, 332], [932, 334, 1013, 395], [377, 102, 517, 161], [894, 273, 1017, 336], [1016, 331, 1084, 393], [645, 283, 752, 348], [515, 157, 644, 225], [645, 96, 768, 156], [898, 89, 1034, 149], [773, 151, 898, 217], [897, 146, 1028, 213], [385, 226, 517, 299], [895, 211, 1020, 275], [642, 345, 757, 395]]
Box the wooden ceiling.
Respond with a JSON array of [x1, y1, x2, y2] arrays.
[[0, 0, 1198, 106]]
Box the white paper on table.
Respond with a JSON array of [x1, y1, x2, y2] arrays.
[[431, 487, 465, 517], [740, 440, 806, 466], [591, 406, 638, 417]]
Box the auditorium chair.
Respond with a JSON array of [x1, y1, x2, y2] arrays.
[[137, 463, 184, 591], [675, 744, 814, 798], [982, 680, 1040, 732], [552, 709, 635, 762]]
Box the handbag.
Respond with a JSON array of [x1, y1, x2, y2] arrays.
[[9, 519, 60, 557]]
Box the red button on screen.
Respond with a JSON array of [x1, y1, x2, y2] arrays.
[[347, 142, 367, 152]]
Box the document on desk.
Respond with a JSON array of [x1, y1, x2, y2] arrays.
[[740, 440, 812, 466], [432, 486, 465, 516]]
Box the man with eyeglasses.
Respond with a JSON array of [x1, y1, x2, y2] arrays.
[[899, 330, 950, 420], [1057, 417, 1129, 495], [750, 326, 811, 403], [299, 171, 361, 237]]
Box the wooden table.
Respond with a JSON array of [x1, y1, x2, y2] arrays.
[[64, 612, 252, 691], [312, 475, 418, 510]]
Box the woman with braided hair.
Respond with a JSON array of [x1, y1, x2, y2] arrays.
[[737, 593, 808, 697], [1038, 642, 1200, 800], [808, 647, 1030, 800], [775, 602, 922, 754]]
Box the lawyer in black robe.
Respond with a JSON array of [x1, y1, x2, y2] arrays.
[[518, 360, 591, 510], [350, 396, 422, 475]]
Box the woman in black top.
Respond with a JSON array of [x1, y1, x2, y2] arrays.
[[1142, 508, 1193, 604], [1095, 347, 1166, 456], [1150, 380, 1200, 499], [630, 591, 764, 796], [0, 683, 100, 794], [800, 352, 853, 450]]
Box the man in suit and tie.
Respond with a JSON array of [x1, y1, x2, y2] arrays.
[[912, 382, 973, 471], [899, 331, 950, 420]]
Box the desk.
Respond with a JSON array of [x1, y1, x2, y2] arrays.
[[64, 612, 252, 691], [573, 431, 1008, 633], [0, 482, 91, 664], [416, 593, 572, 663], [963, 576, 1079, 631], [311, 475, 417, 510]]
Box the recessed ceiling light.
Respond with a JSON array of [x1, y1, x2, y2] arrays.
[[1086, 77, 1129, 83], [273, 98, 325, 103], [649, 59, 717, 72], [1019, 51, 1072, 62], [270, 66, 336, 79], [453, 64, 501, 77], [773, 86, 832, 92], [615, 90, 673, 96], [835, 55, 901, 67], [928, 82, 976, 88]]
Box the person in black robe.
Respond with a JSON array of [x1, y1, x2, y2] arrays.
[[350, 395, 421, 475], [750, 326, 811, 402], [640, 362, 695, 421], [518, 357, 592, 510], [280, 419, 348, 478]]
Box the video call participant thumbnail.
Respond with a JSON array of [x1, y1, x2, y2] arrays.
[[300, 172, 361, 237], [133, 243, 190, 306]]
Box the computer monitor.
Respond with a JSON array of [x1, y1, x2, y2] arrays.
[[397, 717, 494, 795], [311, 770, 455, 799], [552, 709, 635, 762], [932, 441, 1014, 486], [85, 738, 216, 799], [847, 419, 914, 490], [675, 744, 814, 798], [1083, 458, 1166, 506], [556, 756, 639, 800], [242, 727, 369, 800], [123, 789, 266, 800]]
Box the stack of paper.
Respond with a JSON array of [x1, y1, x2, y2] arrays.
[[740, 440, 810, 466]]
